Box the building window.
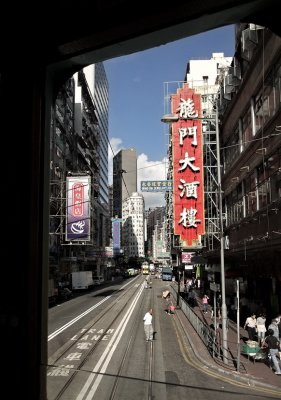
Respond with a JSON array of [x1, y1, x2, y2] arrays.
[[254, 72, 276, 133], [242, 108, 252, 150], [224, 125, 240, 172]]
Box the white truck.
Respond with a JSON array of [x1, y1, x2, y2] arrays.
[[71, 271, 94, 290]]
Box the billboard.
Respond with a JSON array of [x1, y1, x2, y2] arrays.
[[66, 176, 91, 241], [171, 83, 205, 247], [141, 180, 173, 192], [181, 252, 195, 264]]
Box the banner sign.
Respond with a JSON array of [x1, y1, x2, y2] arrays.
[[141, 180, 173, 192], [171, 83, 205, 247], [66, 176, 91, 241], [181, 252, 195, 264]]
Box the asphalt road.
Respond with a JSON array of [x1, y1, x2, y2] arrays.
[[47, 276, 280, 400]]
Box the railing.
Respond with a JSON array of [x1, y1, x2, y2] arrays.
[[169, 284, 245, 372]]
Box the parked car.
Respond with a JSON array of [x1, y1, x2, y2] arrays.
[[92, 276, 105, 285]]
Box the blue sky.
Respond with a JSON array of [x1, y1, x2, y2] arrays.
[[104, 25, 235, 208]]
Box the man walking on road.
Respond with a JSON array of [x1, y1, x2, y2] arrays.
[[263, 328, 281, 375], [143, 308, 153, 341]]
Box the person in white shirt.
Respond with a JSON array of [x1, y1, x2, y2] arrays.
[[143, 308, 153, 341], [244, 313, 257, 340], [268, 319, 279, 339], [256, 313, 266, 345]]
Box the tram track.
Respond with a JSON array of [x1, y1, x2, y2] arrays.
[[107, 276, 157, 400], [47, 277, 144, 400]]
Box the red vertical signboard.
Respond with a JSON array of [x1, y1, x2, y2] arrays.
[[171, 83, 205, 247]]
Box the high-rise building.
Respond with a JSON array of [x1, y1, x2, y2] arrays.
[[146, 207, 168, 261], [122, 192, 145, 258], [83, 63, 109, 206], [49, 63, 111, 286], [113, 148, 137, 218]]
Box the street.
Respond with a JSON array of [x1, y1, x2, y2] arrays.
[[47, 275, 279, 400]]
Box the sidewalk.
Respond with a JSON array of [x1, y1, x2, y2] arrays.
[[171, 286, 281, 392]]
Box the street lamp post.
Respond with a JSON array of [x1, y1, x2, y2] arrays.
[[215, 104, 228, 364], [176, 248, 181, 307]]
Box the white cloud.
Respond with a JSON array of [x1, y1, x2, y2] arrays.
[[108, 139, 168, 210], [137, 153, 167, 210]]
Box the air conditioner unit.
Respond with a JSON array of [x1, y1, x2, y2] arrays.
[[225, 73, 233, 86], [223, 76, 235, 95], [232, 59, 241, 84], [242, 28, 258, 52], [225, 83, 236, 94], [223, 92, 232, 101], [223, 93, 232, 100], [249, 23, 264, 31]]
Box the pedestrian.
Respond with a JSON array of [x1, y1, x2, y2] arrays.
[[168, 302, 175, 315], [244, 313, 257, 341], [262, 328, 281, 375], [276, 314, 281, 358], [202, 294, 209, 314], [143, 308, 153, 341], [268, 318, 279, 339], [256, 313, 266, 346], [275, 314, 281, 339], [216, 294, 222, 319]]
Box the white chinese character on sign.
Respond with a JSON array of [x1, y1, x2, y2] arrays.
[[178, 179, 200, 198], [177, 98, 198, 119], [178, 207, 201, 228], [178, 126, 197, 146], [178, 128, 187, 145], [179, 152, 200, 172]]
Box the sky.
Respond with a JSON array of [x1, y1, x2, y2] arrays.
[[104, 25, 235, 209]]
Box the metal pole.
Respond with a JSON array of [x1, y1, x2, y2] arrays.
[[214, 291, 217, 334], [215, 102, 228, 364], [176, 251, 180, 307], [177, 273, 180, 307], [236, 279, 240, 372]]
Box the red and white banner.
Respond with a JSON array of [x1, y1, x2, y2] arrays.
[[66, 176, 91, 241], [181, 252, 195, 264], [171, 83, 205, 247]]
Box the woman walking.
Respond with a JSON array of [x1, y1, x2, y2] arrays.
[[202, 294, 209, 314], [256, 313, 266, 345]]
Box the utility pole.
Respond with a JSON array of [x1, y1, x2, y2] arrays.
[[236, 279, 240, 371], [176, 250, 181, 307], [215, 103, 228, 364]]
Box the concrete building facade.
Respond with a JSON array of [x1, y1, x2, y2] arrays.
[[113, 148, 137, 218], [122, 192, 145, 258]]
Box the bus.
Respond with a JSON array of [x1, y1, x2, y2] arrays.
[[127, 268, 139, 277], [162, 267, 173, 281], [141, 262, 149, 275]]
